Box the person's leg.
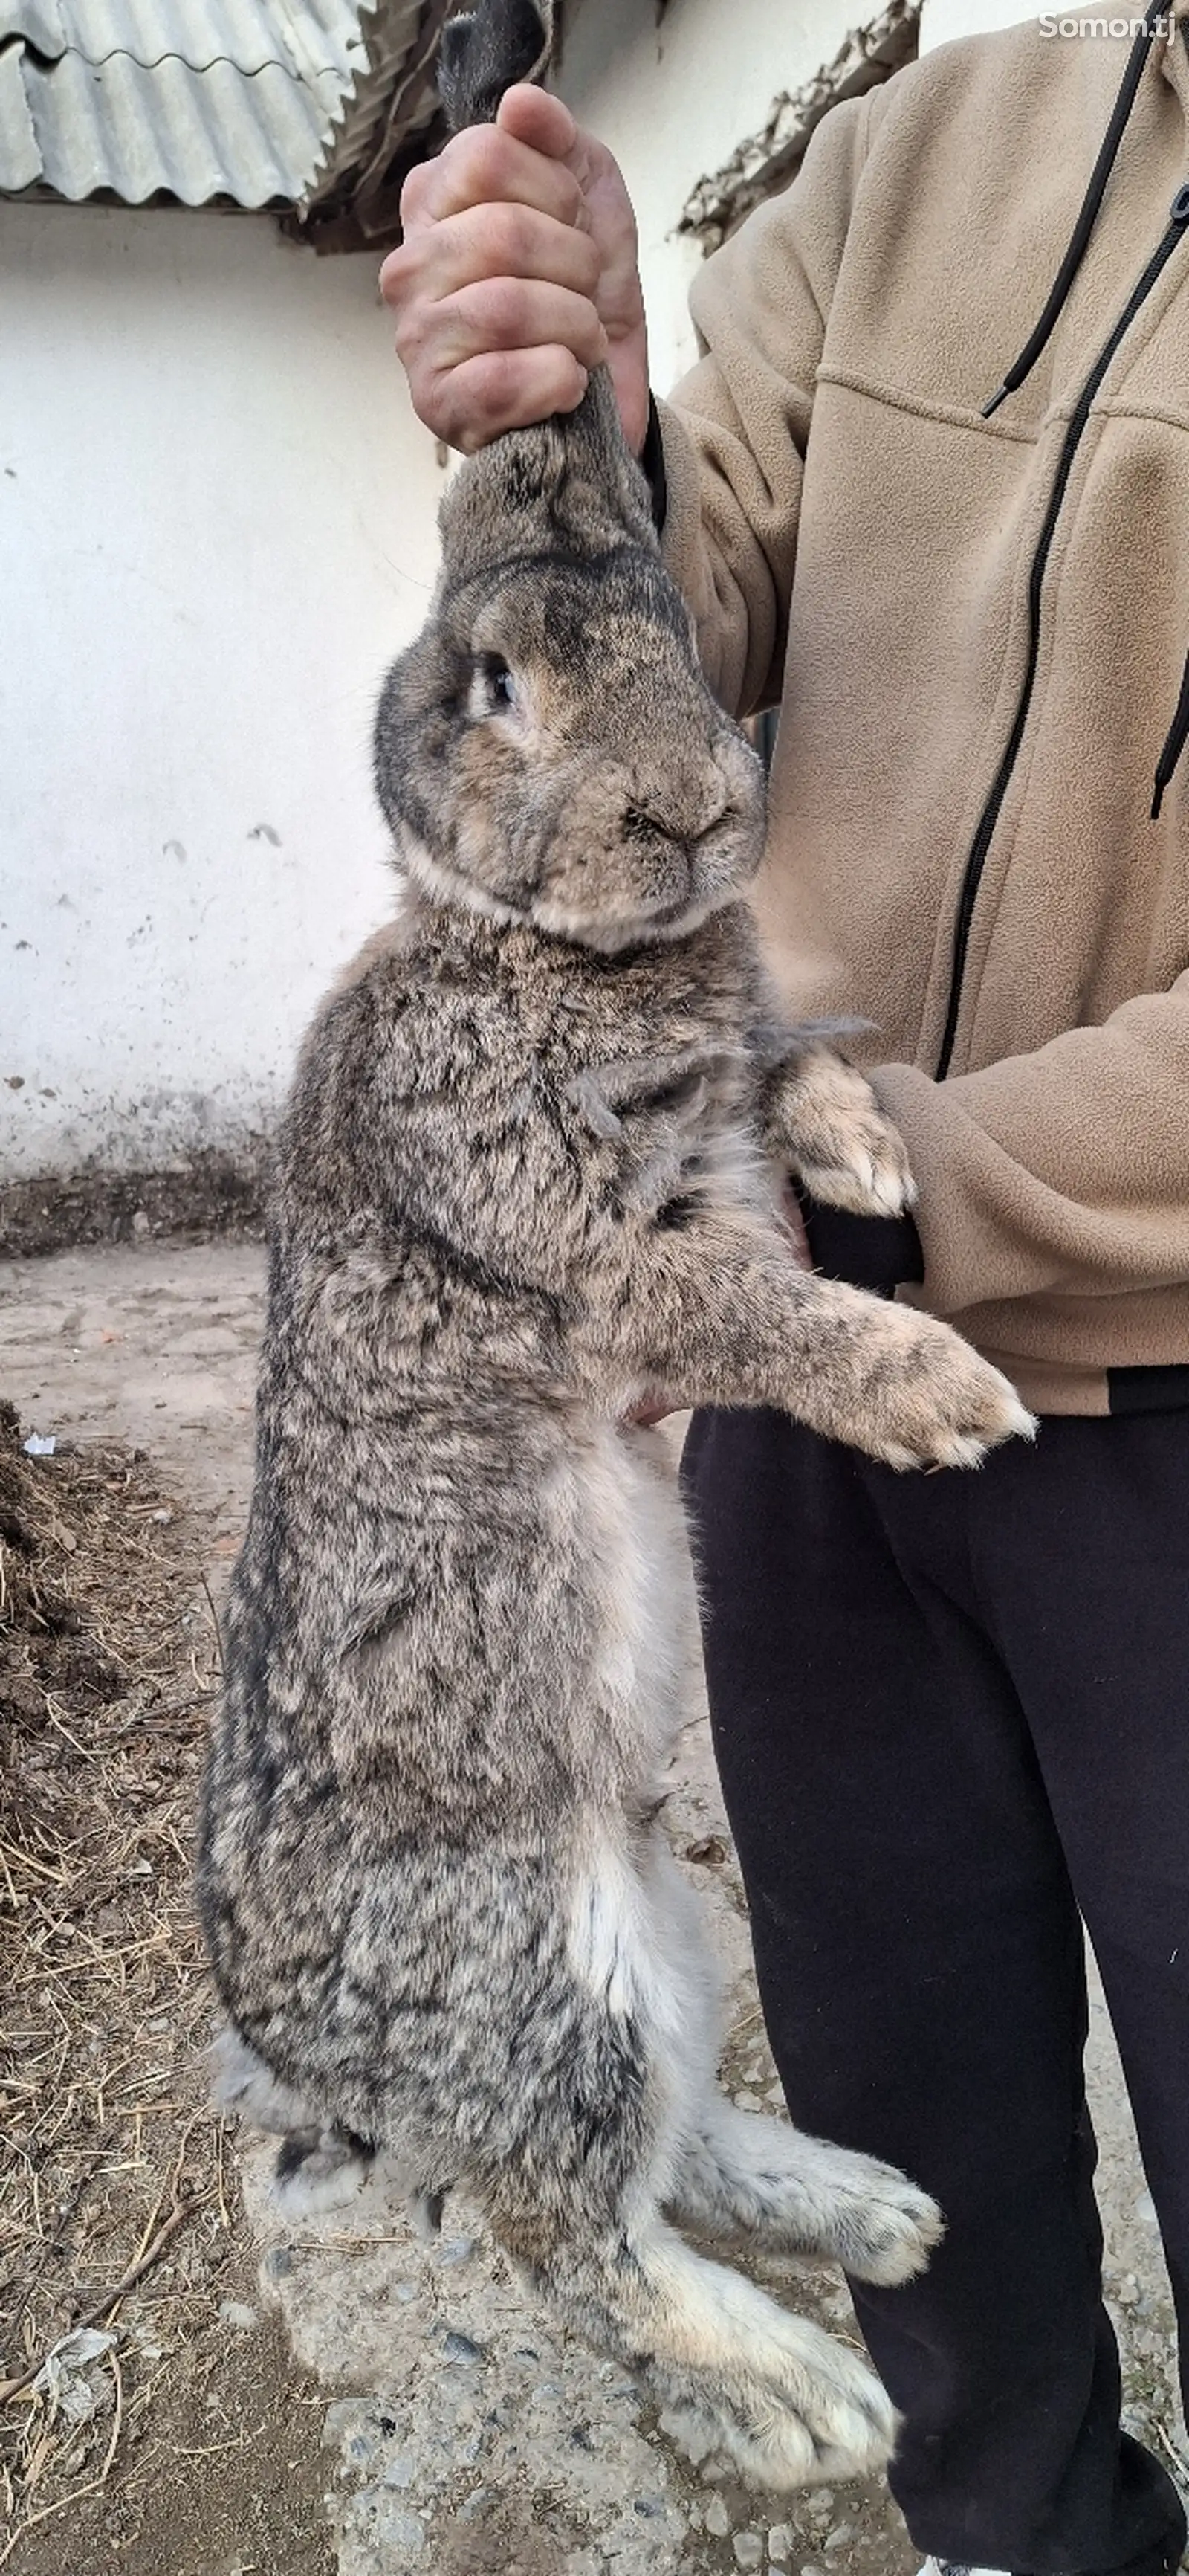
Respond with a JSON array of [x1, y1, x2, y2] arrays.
[[968, 1410, 1189, 2424], [681, 1408, 1184, 2575]]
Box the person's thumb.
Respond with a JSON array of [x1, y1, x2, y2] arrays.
[[496, 83, 578, 161]]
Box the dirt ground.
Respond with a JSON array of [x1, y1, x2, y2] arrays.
[[1, 1242, 1185, 2576], [0, 1303, 333, 2576]]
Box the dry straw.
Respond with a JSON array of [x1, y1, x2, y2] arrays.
[[0, 1404, 227, 2557]]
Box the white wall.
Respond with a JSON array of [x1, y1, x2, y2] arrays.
[[1, 1, 887, 1187], [559, 0, 868, 394], [919, 0, 1031, 50], [0, 203, 442, 1180]]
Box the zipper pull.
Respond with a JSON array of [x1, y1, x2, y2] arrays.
[[1170, 183, 1189, 225]]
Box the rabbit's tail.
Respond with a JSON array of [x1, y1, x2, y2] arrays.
[[438, 0, 555, 133], [210, 2026, 383, 2216]]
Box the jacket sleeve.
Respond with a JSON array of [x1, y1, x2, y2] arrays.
[[871, 975, 1189, 1317], [655, 88, 881, 720]]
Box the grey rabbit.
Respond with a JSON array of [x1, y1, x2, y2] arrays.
[[198, 0, 1034, 2490]]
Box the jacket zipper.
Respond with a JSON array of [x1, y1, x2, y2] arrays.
[[935, 183, 1189, 1080]]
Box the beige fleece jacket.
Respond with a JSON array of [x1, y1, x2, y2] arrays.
[[658, 10, 1189, 1414]]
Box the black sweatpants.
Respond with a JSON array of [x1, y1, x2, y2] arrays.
[[681, 1402, 1189, 2576]]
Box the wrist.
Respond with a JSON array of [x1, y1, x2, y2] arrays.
[[795, 1185, 925, 1300], [606, 312, 650, 459]]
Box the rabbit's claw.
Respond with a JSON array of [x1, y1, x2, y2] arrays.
[[833, 1303, 1038, 1471]]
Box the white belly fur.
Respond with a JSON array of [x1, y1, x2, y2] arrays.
[[564, 1414, 699, 1771], [561, 1418, 720, 2088]]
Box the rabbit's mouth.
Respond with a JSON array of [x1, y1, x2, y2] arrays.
[[524, 778, 764, 949], [681, 804, 766, 911]]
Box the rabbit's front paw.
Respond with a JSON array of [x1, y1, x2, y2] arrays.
[[850, 1308, 1037, 1471], [769, 1047, 916, 1218]]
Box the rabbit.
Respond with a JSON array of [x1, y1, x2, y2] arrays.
[[197, 0, 1035, 2491]]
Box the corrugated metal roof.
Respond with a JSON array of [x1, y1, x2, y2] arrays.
[[298, 0, 444, 243], [0, 0, 370, 79], [0, 45, 42, 188], [304, 0, 423, 195], [0, 0, 404, 207]]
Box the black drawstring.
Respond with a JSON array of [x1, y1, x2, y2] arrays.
[[982, 0, 1167, 417], [1152, 645, 1189, 814]]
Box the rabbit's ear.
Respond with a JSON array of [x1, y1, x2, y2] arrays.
[[438, 0, 554, 132], [441, 373, 655, 570]]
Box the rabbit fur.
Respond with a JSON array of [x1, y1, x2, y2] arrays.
[[198, 0, 1034, 2491]]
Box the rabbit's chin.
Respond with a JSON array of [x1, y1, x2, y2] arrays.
[[395, 828, 740, 954], [528, 884, 741, 953]]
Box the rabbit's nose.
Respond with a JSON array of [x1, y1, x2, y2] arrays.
[[623, 804, 685, 848], [622, 787, 729, 851]]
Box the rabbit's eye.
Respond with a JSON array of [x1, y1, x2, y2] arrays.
[[478, 654, 516, 711]]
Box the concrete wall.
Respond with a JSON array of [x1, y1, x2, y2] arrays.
[[0, 203, 442, 1181], [558, 0, 869, 397]]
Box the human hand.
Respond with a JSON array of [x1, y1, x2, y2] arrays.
[[380, 83, 650, 456], [626, 1393, 676, 1430], [777, 1182, 814, 1267]]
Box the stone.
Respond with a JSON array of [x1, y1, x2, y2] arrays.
[[733, 2537, 764, 2569], [369, 2499, 425, 2553], [767, 2530, 792, 2565], [704, 2495, 730, 2538], [323, 2400, 378, 2453]]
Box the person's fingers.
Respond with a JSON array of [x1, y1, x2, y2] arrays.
[[428, 346, 589, 450], [383, 88, 648, 453], [401, 116, 586, 234], [381, 204, 600, 320], [779, 1181, 814, 1267], [623, 1404, 675, 1429], [420, 278, 608, 377]]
